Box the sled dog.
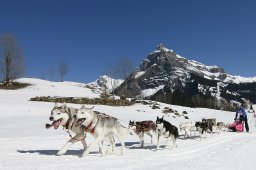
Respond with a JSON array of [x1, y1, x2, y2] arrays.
[[128, 120, 156, 148], [216, 122, 227, 133], [46, 103, 115, 156], [46, 103, 87, 156], [195, 119, 213, 140], [74, 104, 128, 157], [155, 116, 179, 149], [179, 121, 194, 138]]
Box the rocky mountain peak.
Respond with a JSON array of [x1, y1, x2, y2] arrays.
[[115, 45, 256, 110]]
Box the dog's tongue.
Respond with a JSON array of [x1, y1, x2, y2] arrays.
[[53, 120, 61, 129], [75, 118, 85, 127]]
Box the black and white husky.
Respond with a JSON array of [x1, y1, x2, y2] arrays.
[[46, 103, 87, 156], [155, 116, 179, 149], [195, 119, 213, 140], [74, 105, 128, 157], [128, 120, 156, 148]]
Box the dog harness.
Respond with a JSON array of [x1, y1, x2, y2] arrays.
[[134, 121, 156, 134]]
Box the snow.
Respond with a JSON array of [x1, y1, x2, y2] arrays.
[[1, 78, 256, 170], [151, 46, 174, 54], [224, 75, 256, 84], [140, 85, 165, 98], [176, 54, 185, 59], [16, 78, 100, 99], [86, 75, 123, 93], [134, 71, 145, 79]]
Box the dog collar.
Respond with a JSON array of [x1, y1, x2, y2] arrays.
[[84, 121, 95, 134]]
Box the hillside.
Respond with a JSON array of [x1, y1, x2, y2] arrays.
[[0, 78, 256, 169]]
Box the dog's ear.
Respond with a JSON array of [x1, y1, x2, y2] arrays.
[[62, 103, 68, 110], [81, 104, 86, 109], [157, 116, 159, 120], [54, 103, 58, 108]]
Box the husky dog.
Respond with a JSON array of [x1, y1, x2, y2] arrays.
[[179, 121, 194, 138], [46, 103, 115, 156], [202, 118, 217, 130], [128, 120, 156, 148], [195, 119, 213, 140], [46, 103, 87, 156], [216, 122, 226, 134], [74, 105, 128, 157], [155, 116, 179, 149]]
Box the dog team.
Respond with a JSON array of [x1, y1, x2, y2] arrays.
[[46, 103, 226, 157]]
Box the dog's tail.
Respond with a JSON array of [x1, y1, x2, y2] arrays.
[[174, 126, 179, 139]]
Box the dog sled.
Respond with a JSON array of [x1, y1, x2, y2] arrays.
[[227, 119, 244, 132]]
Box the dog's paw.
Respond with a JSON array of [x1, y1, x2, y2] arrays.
[[81, 152, 89, 157], [105, 149, 114, 155], [120, 150, 125, 156], [56, 150, 66, 156], [165, 146, 172, 150]]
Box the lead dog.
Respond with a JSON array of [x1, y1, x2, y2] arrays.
[[46, 103, 115, 156], [74, 104, 128, 157], [46, 103, 87, 156], [128, 120, 156, 148], [155, 116, 179, 149]]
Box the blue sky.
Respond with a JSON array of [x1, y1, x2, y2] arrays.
[[0, 0, 255, 83]]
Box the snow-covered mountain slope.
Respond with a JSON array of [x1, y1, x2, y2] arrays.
[[86, 75, 123, 94], [115, 44, 256, 109], [0, 78, 256, 170]]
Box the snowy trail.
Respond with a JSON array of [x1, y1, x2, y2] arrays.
[[1, 128, 256, 170]]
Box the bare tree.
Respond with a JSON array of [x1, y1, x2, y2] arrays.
[[58, 62, 68, 82], [0, 33, 25, 84], [107, 57, 134, 97]]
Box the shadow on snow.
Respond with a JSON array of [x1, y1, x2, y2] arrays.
[[17, 149, 99, 156]]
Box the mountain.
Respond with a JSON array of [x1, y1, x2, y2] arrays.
[[86, 75, 123, 95], [115, 44, 256, 110]]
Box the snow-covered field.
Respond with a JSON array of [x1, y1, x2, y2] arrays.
[[0, 78, 256, 170]]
